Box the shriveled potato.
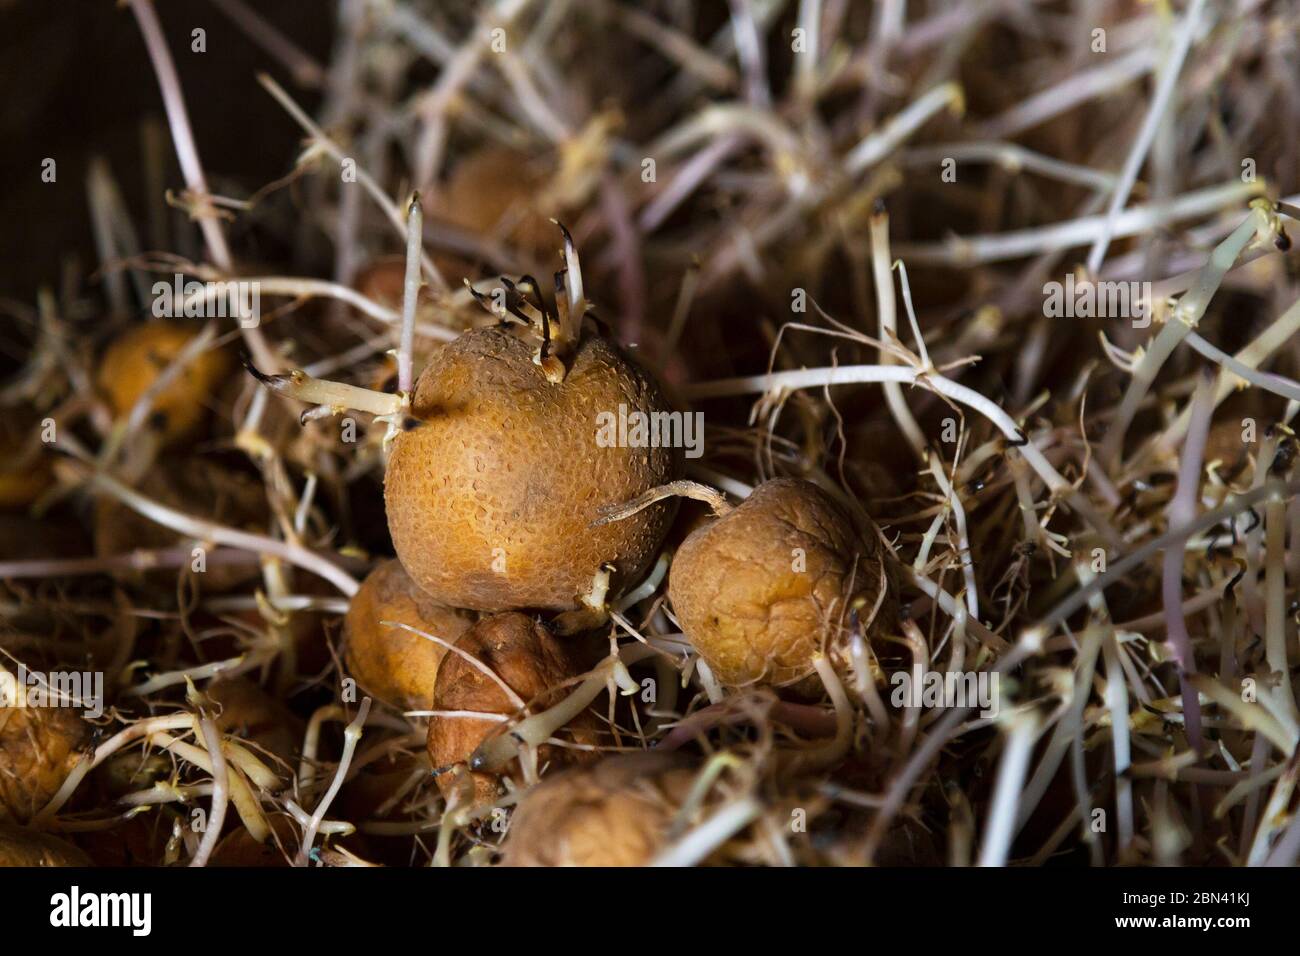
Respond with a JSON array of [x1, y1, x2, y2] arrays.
[[501, 753, 697, 867], [426, 612, 601, 805], [96, 320, 233, 445], [0, 823, 92, 867], [668, 478, 897, 687], [343, 559, 476, 711], [0, 706, 90, 824], [385, 325, 681, 612]]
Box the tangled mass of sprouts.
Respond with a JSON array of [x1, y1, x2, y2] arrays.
[[5, 0, 1300, 868]]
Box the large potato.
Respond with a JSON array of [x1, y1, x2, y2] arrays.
[[0, 823, 91, 867], [386, 326, 681, 611]]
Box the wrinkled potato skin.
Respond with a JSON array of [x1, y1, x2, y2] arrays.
[[97, 321, 233, 444], [668, 478, 896, 687], [343, 559, 476, 711], [386, 327, 681, 611], [0, 823, 91, 867], [426, 613, 601, 805], [502, 753, 696, 867], [0, 707, 90, 824]]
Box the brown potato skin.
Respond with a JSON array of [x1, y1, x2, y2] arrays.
[[0, 707, 90, 824], [96, 321, 233, 445], [668, 478, 896, 687], [207, 678, 304, 772], [426, 612, 601, 805], [501, 753, 696, 867], [343, 559, 476, 711], [210, 814, 299, 867], [386, 326, 681, 611], [0, 823, 92, 867], [434, 147, 559, 258], [0, 407, 54, 510]]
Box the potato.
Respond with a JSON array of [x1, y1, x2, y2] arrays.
[[208, 678, 303, 770], [501, 753, 696, 866], [343, 559, 476, 711], [0, 823, 91, 867], [0, 706, 91, 824], [210, 814, 298, 867], [668, 478, 897, 687], [426, 612, 601, 805], [0, 406, 54, 510], [434, 146, 560, 259], [386, 325, 681, 611], [73, 810, 175, 867], [96, 320, 233, 445]]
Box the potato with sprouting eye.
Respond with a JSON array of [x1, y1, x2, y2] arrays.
[[667, 478, 897, 688], [343, 559, 476, 711], [426, 612, 601, 806], [97, 320, 233, 445], [240, 233, 681, 613], [501, 753, 698, 867], [385, 319, 682, 612], [0, 706, 91, 824]]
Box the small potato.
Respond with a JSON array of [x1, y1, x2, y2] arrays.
[[0, 706, 91, 824], [0, 823, 91, 867], [432, 146, 560, 259], [210, 814, 298, 867], [343, 559, 476, 712], [501, 753, 697, 867], [668, 478, 897, 687], [0, 407, 54, 510], [426, 612, 601, 805], [96, 320, 233, 445], [208, 678, 304, 771], [73, 810, 175, 867]]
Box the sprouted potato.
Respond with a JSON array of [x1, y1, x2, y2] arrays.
[[426, 612, 601, 805], [0, 706, 90, 824], [501, 753, 697, 867], [97, 320, 233, 445], [667, 479, 897, 687], [343, 559, 476, 711]]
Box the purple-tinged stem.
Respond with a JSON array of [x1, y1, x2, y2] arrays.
[[1161, 371, 1216, 754]]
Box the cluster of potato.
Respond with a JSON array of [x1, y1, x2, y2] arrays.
[[333, 200, 898, 861], [0, 146, 898, 868]]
